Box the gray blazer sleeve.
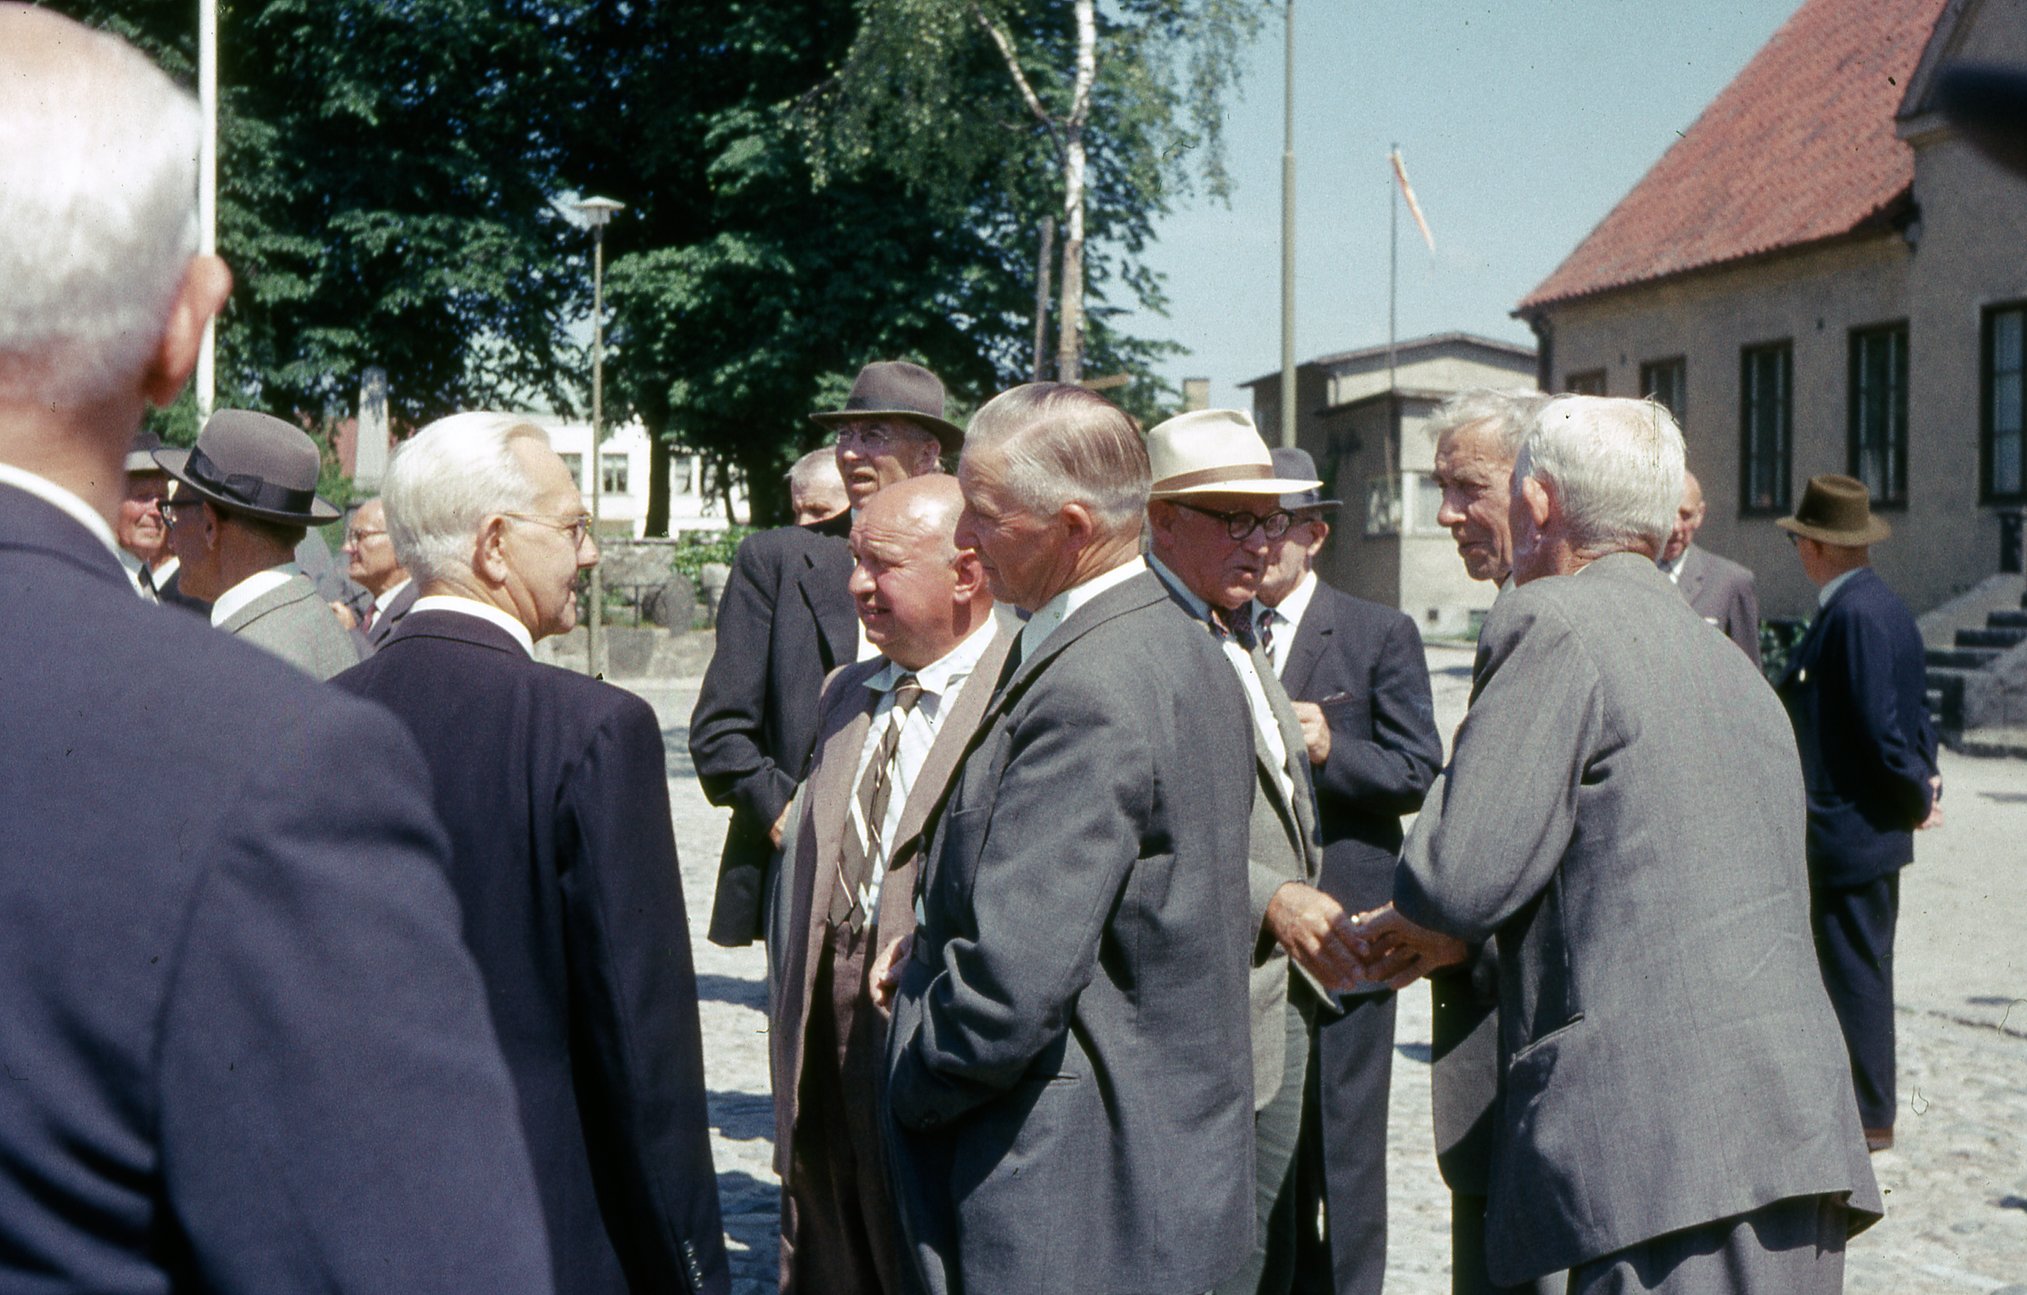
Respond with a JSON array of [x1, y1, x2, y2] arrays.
[[1394, 594, 1603, 943]]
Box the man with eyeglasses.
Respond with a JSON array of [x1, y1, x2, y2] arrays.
[[341, 497, 417, 653], [333, 412, 730, 1295], [691, 360, 962, 958], [156, 409, 362, 680], [1142, 408, 1350, 1295]]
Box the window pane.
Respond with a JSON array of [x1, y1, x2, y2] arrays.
[[1413, 472, 1444, 533], [560, 453, 584, 485], [601, 454, 629, 494], [1989, 308, 2026, 499]]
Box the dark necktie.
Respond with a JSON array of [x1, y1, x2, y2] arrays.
[[1210, 604, 1255, 651], [359, 603, 377, 635], [1255, 607, 1277, 667], [831, 674, 924, 932]]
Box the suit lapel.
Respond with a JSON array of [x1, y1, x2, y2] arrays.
[[800, 545, 858, 668], [1676, 546, 1706, 606], [1254, 647, 1320, 878], [1278, 606, 1330, 699]]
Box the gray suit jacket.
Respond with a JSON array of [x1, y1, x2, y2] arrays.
[[1395, 552, 1880, 1285], [1675, 544, 1760, 667], [770, 629, 1014, 1177], [220, 572, 361, 680], [885, 571, 1258, 1295]]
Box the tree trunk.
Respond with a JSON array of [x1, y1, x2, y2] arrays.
[[643, 423, 671, 538], [1054, 0, 1097, 385]]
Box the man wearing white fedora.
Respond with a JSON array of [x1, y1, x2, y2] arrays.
[[157, 409, 360, 679], [1142, 408, 1353, 1295]]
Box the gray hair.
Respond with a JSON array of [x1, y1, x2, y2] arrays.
[[1427, 387, 1551, 459], [1516, 396, 1685, 554], [0, 11, 202, 405], [787, 447, 844, 493], [963, 383, 1149, 535], [383, 412, 551, 585]]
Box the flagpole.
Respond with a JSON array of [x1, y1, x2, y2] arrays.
[[1278, 0, 1296, 448], [197, 0, 217, 422], [1387, 143, 1398, 399]]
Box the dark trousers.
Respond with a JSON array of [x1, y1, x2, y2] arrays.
[[1450, 1194, 1562, 1295], [1292, 991, 1395, 1295], [1567, 1194, 1847, 1293], [782, 921, 902, 1295], [1810, 872, 1899, 1129], [1215, 997, 1312, 1295]]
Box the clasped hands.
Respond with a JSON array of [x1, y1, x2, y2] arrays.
[[1265, 882, 1468, 993]]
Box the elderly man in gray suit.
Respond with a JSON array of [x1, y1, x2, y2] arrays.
[[1358, 395, 1881, 1293], [771, 475, 1010, 1294], [1142, 408, 1335, 1295], [159, 410, 360, 679], [875, 382, 1259, 1295], [1657, 469, 1760, 667]]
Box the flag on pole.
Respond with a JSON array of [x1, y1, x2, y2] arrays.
[[1390, 147, 1436, 254]]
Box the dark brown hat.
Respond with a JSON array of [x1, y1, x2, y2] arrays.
[[1776, 474, 1891, 547], [153, 409, 341, 525], [123, 430, 166, 475], [809, 361, 964, 454]]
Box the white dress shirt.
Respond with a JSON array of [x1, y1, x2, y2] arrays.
[[1149, 555, 1293, 801], [1251, 569, 1319, 679], [410, 594, 536, 657], [1016, 557, 1146, 663]]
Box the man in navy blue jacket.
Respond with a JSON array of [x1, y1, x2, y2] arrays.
[[1776, 474, 1942, 1153], [336, 412, 730, 1294], [0, 10, 551, 1289]]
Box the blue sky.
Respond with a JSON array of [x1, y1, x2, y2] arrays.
[[1112, 0, 1803, 408]]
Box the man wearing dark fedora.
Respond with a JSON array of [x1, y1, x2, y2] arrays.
[[1776, 473, 1942, 1154], [1251, 447, 1442, 1295], [691, 360, 963, 954], [158, 409, 360, 680]]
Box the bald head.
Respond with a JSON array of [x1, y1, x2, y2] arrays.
[[1663, 469, 1707, 564], [849, 475, 990, 670]]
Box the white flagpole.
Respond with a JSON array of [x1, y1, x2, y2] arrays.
[[197, 0, 217, 422]]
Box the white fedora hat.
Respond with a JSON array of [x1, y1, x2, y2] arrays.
[[1145, 409, 1322, 500]]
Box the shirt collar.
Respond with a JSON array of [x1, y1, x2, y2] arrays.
[[867, 615, 999, 699], [0, 462, 122, 563], [375, 576, 414, 613], [1259, 569, 1318, 634], [1818, 567, 1862, 610], [1018, 557, 1146, 663], [209, 566, 298, 627], [410, 594, 536, 657]]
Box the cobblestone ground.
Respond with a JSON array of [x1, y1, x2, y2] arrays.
[[633, 637, 2027, 1295]]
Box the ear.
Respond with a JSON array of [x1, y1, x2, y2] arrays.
[[950, 549, 987, 603], [1520, 475, 1554, 530], [1306, 519, 1331, 553], [140, 255, 232, 409], [473, 514, 513, 585], [198, 500, 224, 552], [1058, 499, 1098, 555]]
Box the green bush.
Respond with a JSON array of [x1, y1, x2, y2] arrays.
[[670, 526, 754, 588]]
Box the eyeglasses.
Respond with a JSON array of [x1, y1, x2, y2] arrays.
[[158, 496, 203, 527], [342, 527, 388, 549], [835, 423, 921, 452], [503, 511, 594, 547], [1173, 502, 1297, 542]]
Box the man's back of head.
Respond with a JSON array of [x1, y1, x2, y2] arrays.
[[1510, 396, 1685, 584]]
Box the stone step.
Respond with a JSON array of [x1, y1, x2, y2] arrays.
[[1957, 626, 2027, 650], [1989, 609, 2027, 630], [1926, 671, 1968, 731], [1928, 646, 2001, 670]]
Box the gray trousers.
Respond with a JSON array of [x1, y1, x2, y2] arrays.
[[1566, 1194, 1848, 1294], [1214, 996, 1311, 1295]]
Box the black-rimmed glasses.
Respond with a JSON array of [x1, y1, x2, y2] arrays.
[[1173, 501, 1297, 542]]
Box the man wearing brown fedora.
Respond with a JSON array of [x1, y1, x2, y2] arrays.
[[157, 409, 360, 680], [1775, 472, 1942, 1154], [691, 360, 963, 953], [1141, 408, 1345, 1295]]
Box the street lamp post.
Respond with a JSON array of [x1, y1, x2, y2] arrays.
[[575, 195, 624, 677]]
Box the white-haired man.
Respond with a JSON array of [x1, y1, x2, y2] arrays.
[[0, 8, 550, 1289], [333, 413, 729, 1295], [878, 383, 1259, 1295], [1357, 396, 1881, 1292], [341, 497, 417, 652], [1657, 469, 1761, 666], [788, 446, 852, 526]]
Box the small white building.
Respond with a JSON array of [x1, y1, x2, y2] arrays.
[[532, 415, 748, 537]]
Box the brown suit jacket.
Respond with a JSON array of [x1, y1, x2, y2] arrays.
[[769, 627, 1014, 1177]]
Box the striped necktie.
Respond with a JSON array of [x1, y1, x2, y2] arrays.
[[1255, 606, 1277, 667], [830, 674, 924, 932]]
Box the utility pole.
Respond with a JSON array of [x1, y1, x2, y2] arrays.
[[196, 0, 217, 422], [1278, 0, 1297, 448], [574, 196, 624, 678]]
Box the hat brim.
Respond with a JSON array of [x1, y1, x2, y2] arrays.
[[1775, 514, 1892, 546], [123, 452, 167, 474], [153, 447, 342, 525], [1150, 475, 1324, 501], [810, 408, 965, 456]]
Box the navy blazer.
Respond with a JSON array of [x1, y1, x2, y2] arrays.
[[335, 611, 728, 1295], [0, 484, 550, 1292], [1777, 567, 1938, 887], [689, 517, 857, 945]]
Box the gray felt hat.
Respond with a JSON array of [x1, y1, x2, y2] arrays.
[[154, 409, 341, 525]]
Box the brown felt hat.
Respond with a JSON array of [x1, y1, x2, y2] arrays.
[[154, 409, 341, 526], [809, 361, 965, 454], [1776, 474, 1891, 547]]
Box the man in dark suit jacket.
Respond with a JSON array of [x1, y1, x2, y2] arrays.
[[335, 412, 728, 1294], [342, 496, 418, 652], [771, 477, 1011, 1293], [1658, 470, 1761, 666], [0, 12, 551, 1288], [1252, 449, 1443, 1295], [692, 361, 962, 947], [877, 384, 1259, 1295], [1776, 474, 1941, 1153], [1362, 398, 1881, 1292]]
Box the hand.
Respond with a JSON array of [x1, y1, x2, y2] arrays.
[[768, 802, 793, 849], [1264, 883, 1365, 992], [1291, 701, 1331, 766], [1346, 903, 1469, 990], [1918, 774, 1944, 831], [869, 932, 913, 1013], [329, 600, 359, 631]]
